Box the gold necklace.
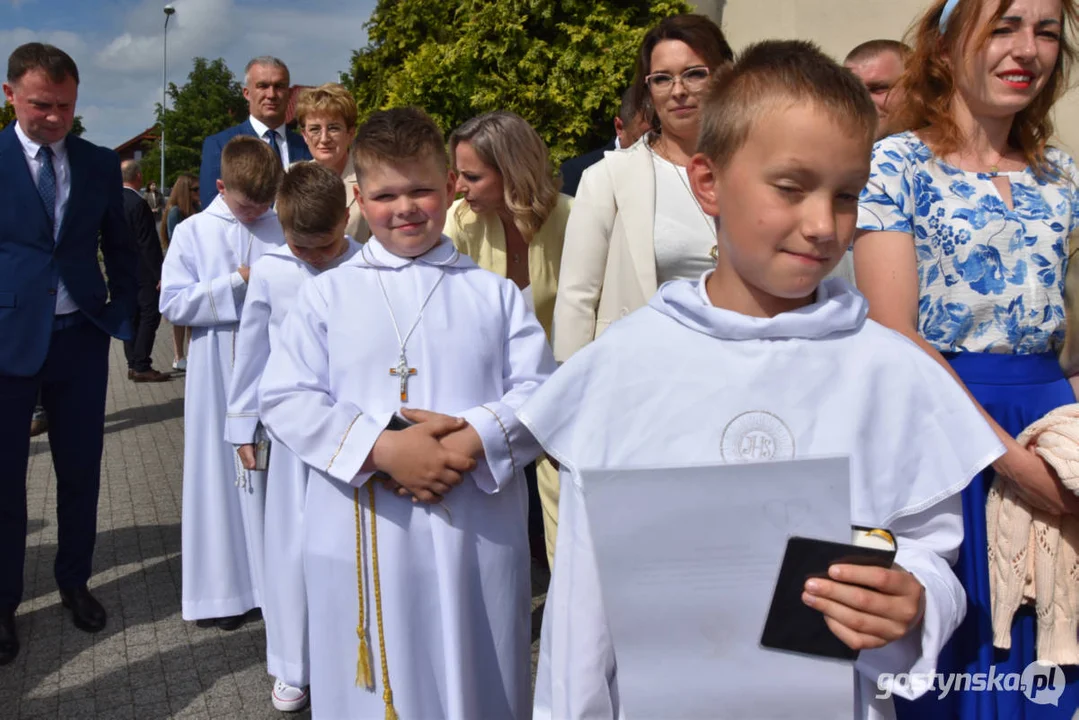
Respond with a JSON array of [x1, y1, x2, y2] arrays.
[[651, 138, 719, 260]]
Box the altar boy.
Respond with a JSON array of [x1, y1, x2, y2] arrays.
[[258, 107, 555, 720], [225, 162, 362, 712], [160, 136, 284, 629], [517, 41, 1005, 720]]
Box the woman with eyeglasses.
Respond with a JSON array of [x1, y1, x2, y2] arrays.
[[297, 83, 369, 242], [159, 173, 199, 371], [551, 13, 733, 361]]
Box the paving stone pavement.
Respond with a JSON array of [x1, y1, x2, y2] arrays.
[[0, 322, 546, 719]]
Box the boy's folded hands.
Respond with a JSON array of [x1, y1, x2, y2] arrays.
[[370, 409, 480, 503]]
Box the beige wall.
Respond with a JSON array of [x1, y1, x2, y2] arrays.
[[692, 0, 1079, 155]]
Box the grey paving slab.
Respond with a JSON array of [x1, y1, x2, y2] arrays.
[[1, 321, 548, 718]]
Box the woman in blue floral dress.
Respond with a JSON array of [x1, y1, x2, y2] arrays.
[[856, 0, 1079, 718]]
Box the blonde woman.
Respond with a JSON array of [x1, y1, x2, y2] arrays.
[[296, 83, 368, 241], [446, 110, 571, 569]]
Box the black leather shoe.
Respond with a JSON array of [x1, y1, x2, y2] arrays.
[[214, 614, 244, 631], [0, 612, 18, 666], [58, 586, 106, 633]]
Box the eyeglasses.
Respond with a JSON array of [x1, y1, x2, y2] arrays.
[[304, 123, 348, 140], [645, 66, 711, 94]]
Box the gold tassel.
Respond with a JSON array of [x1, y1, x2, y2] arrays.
[[356, 626, 373, 690], [353, 487, 373, 689], [355, 484, 399, 719], [369, 484, 400, 720]]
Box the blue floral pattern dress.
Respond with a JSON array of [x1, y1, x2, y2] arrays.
[[858, 131, 1079, 720], [858, 131, 1077, 354]]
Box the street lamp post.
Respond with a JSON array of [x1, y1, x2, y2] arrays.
[[162, 4, 176, 194]]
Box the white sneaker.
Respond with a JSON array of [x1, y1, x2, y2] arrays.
[[271, 679, 309, 712], [172, 358, 187, 371]]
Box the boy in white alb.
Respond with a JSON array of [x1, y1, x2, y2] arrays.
[[518, 42, 1006, 720], [159, 136, 284, 630], [258, 108, 555, 720], [224, 162, 363, 713]]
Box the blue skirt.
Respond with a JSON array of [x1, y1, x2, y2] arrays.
[[896, 352, 1079, 720]]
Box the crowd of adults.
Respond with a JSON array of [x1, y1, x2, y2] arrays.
[[1, 0, 1078, 717]]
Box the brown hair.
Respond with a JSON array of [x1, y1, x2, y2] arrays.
[[449, 111, 560, 240], [895, 0, 1078, 176], [276, 161, 347, 238], [698, 40, 878, 168], [844, 39, 912, 65], [352, 107, 448, 180], [7, 42, 79, 85], [159, 174, 198, 245], [295, 83, 358, 130], [630, 14, 734, 134], [220, 136, 283, 204]]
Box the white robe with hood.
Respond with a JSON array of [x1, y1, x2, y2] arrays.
[[160, 196, 285, 620], [518, 275, 1005, 720]]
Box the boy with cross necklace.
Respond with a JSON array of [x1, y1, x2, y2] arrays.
[[258, 107, 555, 720]]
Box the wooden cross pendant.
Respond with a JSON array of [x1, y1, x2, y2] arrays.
[[389, 353, 417, 402]]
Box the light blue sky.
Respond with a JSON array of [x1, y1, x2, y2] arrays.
[[1, 0, 377, 148]]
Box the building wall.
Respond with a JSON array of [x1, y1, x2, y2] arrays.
[[692, 0, 1079, 156]]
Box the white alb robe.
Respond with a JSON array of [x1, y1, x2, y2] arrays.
[[159, 196, 285, 620], [224, 238, 361, 687], [258, 237, 556, 720], [518, 275, 1006, 720]]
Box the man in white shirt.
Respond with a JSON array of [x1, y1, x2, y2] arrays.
[[198, 56, 312, 208]]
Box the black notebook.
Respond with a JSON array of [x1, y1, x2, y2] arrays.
[[760, 535, 897, 661]]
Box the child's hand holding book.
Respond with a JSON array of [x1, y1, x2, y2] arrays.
[[803, 563, 926, 651]]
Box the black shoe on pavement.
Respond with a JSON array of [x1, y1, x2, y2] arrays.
[[58, 586, 107, 633]]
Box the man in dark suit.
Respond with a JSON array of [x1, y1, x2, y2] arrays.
[[0, 42, 138, 664], [559, 87, 650, 197], [198, 56, 311, 208], [120, 160, 169, 382]]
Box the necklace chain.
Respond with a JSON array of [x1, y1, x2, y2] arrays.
[[361, 242, 456, 401], [375, 269, 446, 360], [650, 139, 719, 260]]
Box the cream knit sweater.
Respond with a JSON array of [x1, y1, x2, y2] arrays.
[[987, 404, 1079, 665]]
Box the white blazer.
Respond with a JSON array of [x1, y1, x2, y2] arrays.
[[552, 139, 657, 362]]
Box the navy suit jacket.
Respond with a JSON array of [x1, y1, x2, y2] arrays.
[[199, 119, 311, 208], [0, 125, 138, 377], [559, 139, 616, 197]]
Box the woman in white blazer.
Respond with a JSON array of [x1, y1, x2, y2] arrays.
[[552, 14, 734, 361]]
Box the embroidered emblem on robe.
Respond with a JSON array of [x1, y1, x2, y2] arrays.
[[721, 411, 795, 461]]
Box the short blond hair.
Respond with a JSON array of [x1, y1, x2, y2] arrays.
[[276, 161, 347, 238], [698, 40, 877, 168], [220, 136, 283, 204], [295, 83, 358, 130]]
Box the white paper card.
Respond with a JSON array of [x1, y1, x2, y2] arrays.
[[581, 457, 855, 720]]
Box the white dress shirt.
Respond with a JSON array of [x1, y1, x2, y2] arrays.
[[248, 115, 290, 168], [15, 121, 76, 315]]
